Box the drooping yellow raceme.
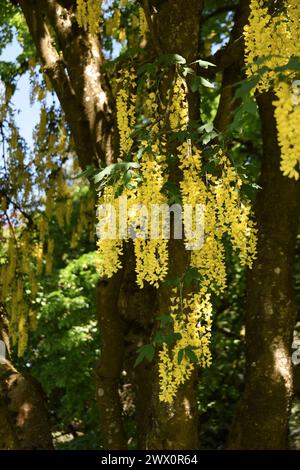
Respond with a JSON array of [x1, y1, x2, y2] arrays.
[[133, 158, 169, 288], [96, 67, 136, 279], [95, 185, 124, 279], [95, 156, 169, 286], [96, 83, 170, 286], [0, 234, 37, 357], [244, 0, 300, 179], [105, 9, 121, 36], [244, 0, 300, 90], [76, 0, 102, 35], [159, 287, 212, 403], [273, 82, 300, 180], [116, 68, 137, 156], [95, 65, 256, 403], [1, 83, 91, 357], [130, 90, 169, 288], [18, 314, 28, 358], [139, 6, 149, 39], [169, 76, 189, 131], [213, 151, 257, 266], [157, 81, 256, 403]]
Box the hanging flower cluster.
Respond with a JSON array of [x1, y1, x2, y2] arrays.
[[159, 287, 212, 403], [95, 185, 124, 278], [95, 10, 257, 403], [158, 91, 256, 401], [133, 158, 169, 288], [0, 77, 95, 356], [244, 0, 300, 179], [169, 76, 189, 131], [116, 68, 137, 156], [96, 67, 136, 278], [138, 6, 148, 39], [273, 82, 300, 179], [96, 76, 170, 287], [76, 0, 102, 35]]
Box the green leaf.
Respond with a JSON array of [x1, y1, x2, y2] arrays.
[[162, 181, 181, 204], [274, 56, 300, 73], [243, 99, 257, 116], [198, 122, 214, 133], [163, 276, 181, 287], [157, 53, 186, 66], [123, 169, 132, 186], [178, 348, 185, 365], [136, 146, 151, 160], [185, 347, 199, 364], [191, 75, 202, 92], [114, 185, 124, 198], [235, 76, 260, 99], [191, 75, 215, 91], [73, 165, 97, 180], [153, 332, 165, 345], [183, 267, 201, 286], [94, 165, 115, 184], [137, 62, 158, 76], [114, 47, 144, 62], [157, 315, 174, 327], [200, 77, 215, 88], [241, 182, 262, 200], [94, 162, 140, 184], [165, 332, 182, 345], [134, 344, 155, 368], [182, 66, 194, 76], [202, 130, 218, 145], [191, 59, 216, 69]]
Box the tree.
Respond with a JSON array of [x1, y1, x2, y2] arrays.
[[0, 304, 53, 449], [0, 0, 300, 450]]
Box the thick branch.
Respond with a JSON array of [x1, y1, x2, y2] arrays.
[[39, 0, 117, 165], [18, 0, 115, 169], [18, 0, 98, 168]]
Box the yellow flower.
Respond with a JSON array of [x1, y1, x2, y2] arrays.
[[273, 82, 300, 180], [244, 0, 300, 179], [76, 0, 102, 35], [116, 68, 137, 156], [159, 288, 212, 403]]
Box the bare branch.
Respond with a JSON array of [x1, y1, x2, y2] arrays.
[[39, 0, 117, 165]]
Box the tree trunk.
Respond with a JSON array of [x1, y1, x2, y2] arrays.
[[142, 0, 203, 449], [0, 305, 53, 450], [228, 92, 300, 449]]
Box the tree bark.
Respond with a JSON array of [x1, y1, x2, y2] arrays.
[[0, 305, 53, 450], [17, 0, 127, 449], [95, 274, 127, 450], [143, 0, 203, 449], [117, 243, 156, 449], [214, 0, 250, 132], [18, 0, 116, 169], [147, 242, 199, 450], [228, 92, 300, 449]]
